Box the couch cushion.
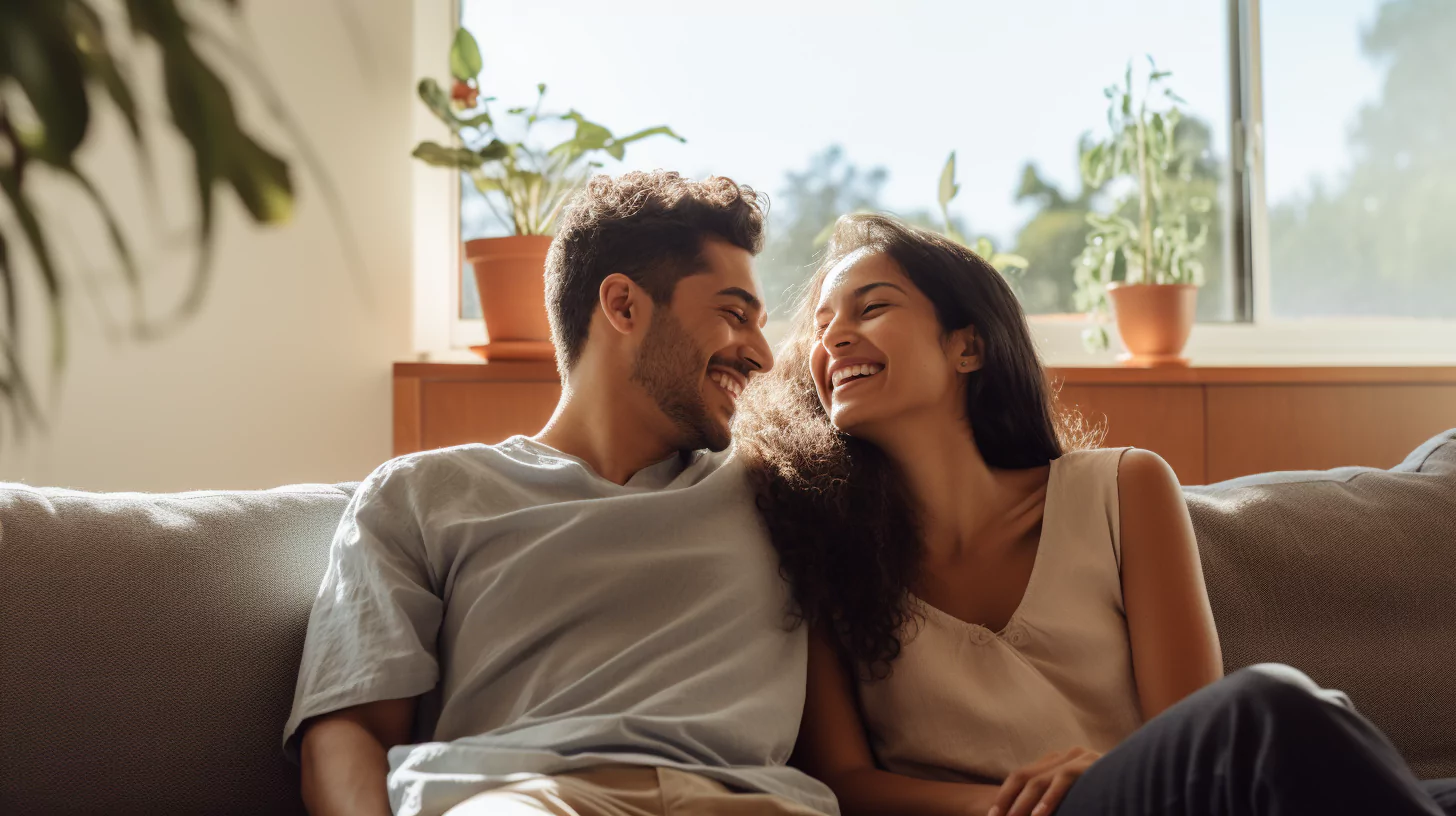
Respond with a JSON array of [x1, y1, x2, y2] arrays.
[[1187, 429, 1456, 780], [0, 483, 355, 816]]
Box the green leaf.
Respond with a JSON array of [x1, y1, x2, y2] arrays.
[[65, 167, 142, 294], [938, 151, 959, 210], [5, 7, 91, 163], [561, 111, 614, 150], [605, 125, 685, 160], [227, 133, 294, 224], [458, 110, 493, 129], [1080, 142, 1107, 187], [992, 252, 1030, 270], [448, 28, 483, 82], [0, 166, 65, 370], [412, 141, 486, 169], [974, 236, 993, 258], [417, 78, 460, 133], [507, 107, 527, 115], [0, 230, 13, 339], [477, 139, 511, 161], [68, 2, 143, 150]]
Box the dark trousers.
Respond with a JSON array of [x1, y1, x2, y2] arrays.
[[1058, 664, 1456, 816]]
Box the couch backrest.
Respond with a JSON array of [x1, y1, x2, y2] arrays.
[[3, 432, 1453, 813], [1189, 428, 1456, 780], [0, 483, 355, 815]]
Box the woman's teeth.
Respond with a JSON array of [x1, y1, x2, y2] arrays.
[[710, 370, 743, 398], [831, 363, 885, 389]]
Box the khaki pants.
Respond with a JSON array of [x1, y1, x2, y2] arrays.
[[442, 765, 823, 816]]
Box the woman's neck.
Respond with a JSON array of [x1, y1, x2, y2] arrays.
[[872, 409, 1020, 559]]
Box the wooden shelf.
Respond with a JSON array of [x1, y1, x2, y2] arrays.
[[394, 361, 1456, 385], [1050, 365, 1456, 385], [394, 362, 1456, 485]]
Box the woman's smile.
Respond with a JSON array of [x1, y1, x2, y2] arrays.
[[828, 361, 886, 391]]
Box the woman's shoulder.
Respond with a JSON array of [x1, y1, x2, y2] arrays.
[[1055, 446, 1180, 496], [1053, 445, 1134, 481]]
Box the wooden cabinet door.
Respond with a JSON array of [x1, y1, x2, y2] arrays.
[[1205, 384, 1456, 482], [1056, 384, 1207, 484]]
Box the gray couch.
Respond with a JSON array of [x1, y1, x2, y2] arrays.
[[3, 430, 1454, 814]]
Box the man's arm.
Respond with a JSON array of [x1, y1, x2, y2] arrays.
[[300, 697, 416, 816]]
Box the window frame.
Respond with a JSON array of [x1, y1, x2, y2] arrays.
[[412, 0, 1456, 366]]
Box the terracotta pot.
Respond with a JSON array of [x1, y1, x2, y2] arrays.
[[1106, 282, 1198, 367], [464, 235, 554, 360]]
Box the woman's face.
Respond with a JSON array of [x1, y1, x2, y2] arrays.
[[809, 249, 975, 441]]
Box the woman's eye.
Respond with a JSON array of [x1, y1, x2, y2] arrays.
[[814, 323, 829, 338], [863, 302, 887, 316]]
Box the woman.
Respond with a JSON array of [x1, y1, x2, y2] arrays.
[[736, 213, 1456, 816]]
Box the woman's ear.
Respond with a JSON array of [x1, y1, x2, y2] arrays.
[[950, 326, 984, 374], [599, 273, 649, 336]]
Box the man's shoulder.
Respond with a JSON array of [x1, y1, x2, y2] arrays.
[[381, 438, 529, 477], [358, 439, 535, 506]]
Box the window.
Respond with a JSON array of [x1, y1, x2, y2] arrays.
[[1262, 0, 1456, 318], [457, 0, 1233, 322], [425, 0, 1455, 360]]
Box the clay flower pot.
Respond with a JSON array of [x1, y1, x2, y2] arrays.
[[464, 235, 554, 361], [1106, 282, 1198, 367]]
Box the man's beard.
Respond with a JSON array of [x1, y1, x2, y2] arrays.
[[630, 310, 731, 452]]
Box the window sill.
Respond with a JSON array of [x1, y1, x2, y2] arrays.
[[418, 316, 1456, 369]]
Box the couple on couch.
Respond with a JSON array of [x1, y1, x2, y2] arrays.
[[283, 171, 1456, 816]]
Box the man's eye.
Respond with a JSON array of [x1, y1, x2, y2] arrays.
[[723, 309, 748, 325]]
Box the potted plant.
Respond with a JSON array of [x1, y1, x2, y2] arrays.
[[1074, 60, 1210, 365], [412, 28, 684, 359]]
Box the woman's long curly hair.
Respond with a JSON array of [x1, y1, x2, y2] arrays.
[[736, 213, 1101, 680]]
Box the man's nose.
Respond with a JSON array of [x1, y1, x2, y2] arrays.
[[745, 325, 774, 375]]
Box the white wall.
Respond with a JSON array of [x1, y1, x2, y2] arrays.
[[1, 0, 417, 492]]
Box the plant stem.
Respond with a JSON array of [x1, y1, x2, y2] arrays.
[[1135, 87, 1154, 284]]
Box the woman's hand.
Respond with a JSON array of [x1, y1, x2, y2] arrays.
[[986, 747, 1100, 816]]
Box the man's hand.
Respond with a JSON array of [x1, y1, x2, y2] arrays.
[[986, 747, 1101, 816]]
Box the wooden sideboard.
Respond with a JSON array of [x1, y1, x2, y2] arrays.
[[394, 362, 1456, 485]]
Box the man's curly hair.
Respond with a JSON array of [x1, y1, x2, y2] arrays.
[[545, 171, 765, 371]]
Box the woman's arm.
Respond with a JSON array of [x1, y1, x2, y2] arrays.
[[1117, 449, 1224, 720], [793, 625, 1000, 816]]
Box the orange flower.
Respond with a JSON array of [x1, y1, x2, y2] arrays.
[[450, 79, 479, 110]]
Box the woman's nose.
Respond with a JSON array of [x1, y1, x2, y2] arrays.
[[821, 317, 856, 350]]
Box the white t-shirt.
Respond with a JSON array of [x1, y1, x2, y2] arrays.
[[282, 436, 837, 816]]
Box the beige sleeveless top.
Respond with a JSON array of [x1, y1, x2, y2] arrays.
[[857, 447, 1144, 784]]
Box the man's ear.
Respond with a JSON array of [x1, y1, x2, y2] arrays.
[[950, 326, 984, 374], [599, 273, 650, 337]]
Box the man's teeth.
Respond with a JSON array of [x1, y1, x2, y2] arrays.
[[831, 363, 885, 389], [710, 371, 743, 397]]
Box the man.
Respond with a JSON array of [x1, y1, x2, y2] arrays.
[[283, 171, 838, 816]]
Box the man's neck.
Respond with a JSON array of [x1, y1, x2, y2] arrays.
[[535, 365, 680, 486]]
